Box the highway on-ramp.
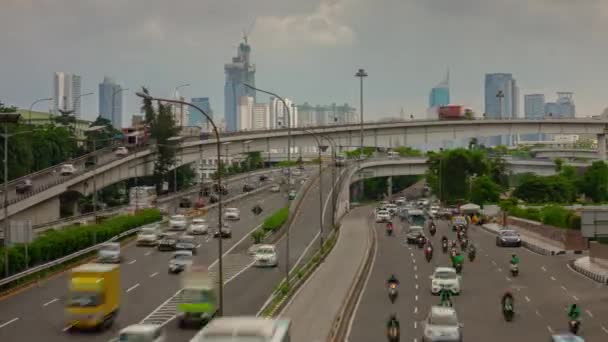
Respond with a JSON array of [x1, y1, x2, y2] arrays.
[[348, 212, 608, 341]]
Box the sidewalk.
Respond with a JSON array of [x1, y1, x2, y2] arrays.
[[571, 256, 608, 284], [481, 223, 568, 256], [280, 207, 372, 342]]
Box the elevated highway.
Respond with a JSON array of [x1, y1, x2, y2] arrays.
[[530, 148, 599, 160]]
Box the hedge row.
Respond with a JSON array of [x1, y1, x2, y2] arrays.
[[500, 202, 580, 230], [262, 207, 289, 233], [0, 209, 161, 278]]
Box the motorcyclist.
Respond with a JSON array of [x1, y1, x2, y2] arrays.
[[439, 287, 452, 306], [452, 251, 464, 269], [387, 274, 400, 287], [510, 254, 519, 266], [386, 221, 394, 230], [386, 313, 400, 332], [568, 304, 581, 321], [501, 291, 514, 311], [441, 236, 448, 244]]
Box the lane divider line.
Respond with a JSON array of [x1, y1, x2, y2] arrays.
[[535, 310, 542, 317], [572, 295, 579, 301], [541, 266, 547, 272], [561, 285, 567, 292], [506, 277, 511, 282], [547, 326, 554, 334], [414, 321, 417, 329], [128, 259, 137, 265], [550, 276, 556, 281], [43, 298, 59, 307], [585, 309, 593, 318], [126, 283, 140, 293], [149, 272, 158, 278], [144, 251, 152, 256], [415, 295, 418, 301], [0, 317, 19, 329], [602, 326, 608, 334], [525, 296, 531, 302], [414, 306, 418, 314]]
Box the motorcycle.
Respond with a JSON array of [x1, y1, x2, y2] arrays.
[[388, 283, 398, 303], [386, 226, 393, 236], [442, 240, 448, 253], [417, 236, 426, 249], [460, 239, 468, 250], [503, 300, 514, 322], [425, 246, 433, 262], [168, 263, 185, 274], [569, 320, 580, 335], [429, 224, 436, 237], [454, 263, 463, 274], [468, 249, 476, 262], [510, 264, 519, 277], [387, 326, 400, 342]]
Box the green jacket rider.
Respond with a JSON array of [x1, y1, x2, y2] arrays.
[[452, 253, 464, 267], [568, 304, 581, 320], [439, 288, 452, 305], [510, 254, 519, 265]]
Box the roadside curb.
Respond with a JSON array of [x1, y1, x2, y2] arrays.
[[569, 258, 608, 285], [327, 211, 377, 342]]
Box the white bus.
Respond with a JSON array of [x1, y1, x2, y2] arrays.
[[190, 317, 290, 342]]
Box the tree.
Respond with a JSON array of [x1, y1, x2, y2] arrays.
[[554, 158, 564, 173], [393, 146, 422, 157], [468, 138, 478, 150], [488, 156, 509, 188], [470, 175, 501, 204], [513, 174, 575, 203], [85, 116, 122, 151], [140, 87, 180, 192], [579, 161, 608, 202]]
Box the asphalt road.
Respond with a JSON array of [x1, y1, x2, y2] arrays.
[[348, 211, 608, 341], [162, 167, 340, 342], [0, 168, 302, 341]]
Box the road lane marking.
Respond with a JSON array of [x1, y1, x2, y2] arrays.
[[62, 324, 73, 332], [547, 326, 554, 333], [535, 310, 542, 317], [415, 274, 418, 280], [144, 251, 152, 256], [149, 272, 158, 278], [413, 265, 417, 271], [0, 317, 19, 328], [196, 244, 201, 248], [497, 268, 502, 272], [126, 283, 140, 293], [411, 252, 414, 257], [602, 326, 608, 334], [572, 295, 579, 301], [585, 309, 593, 318], [561, 285, 567, 292], [525, 296, 531, 302], [128, 259, 137, 265], [43, 298, 59, 306], [414, 321, 417, 329], [412, 258, 416, 264], [541, 266, 547, 272], [415, 284, 419, 290], [414, 306, 418, 314], [491, 260, 497, 265], [550, 276, 556, 281], [506, 277, 511, 281]]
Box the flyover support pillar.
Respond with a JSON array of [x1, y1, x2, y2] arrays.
[[387, 176, 393, 199], [598, 133, 607, 161]]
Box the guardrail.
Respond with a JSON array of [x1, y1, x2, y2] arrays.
[[0, 221, 161, 288]]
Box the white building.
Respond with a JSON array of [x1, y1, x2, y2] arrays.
[[545, 92, 575, 118], [237, 96, 254, 131], [270, 97, 298, 128], [252, 103, 270, 129], [53, 72, 82, 118]]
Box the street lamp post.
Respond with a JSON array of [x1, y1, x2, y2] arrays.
[[84, 126, 112, 216], [355, 69, 368, 202], [136, 92, 226, 316], [243, 140, 253, 184], [28, 98, 52, 125], [243, 83, 292, 286], [322, 135, 338, 228], [303, 130, 327, 249]]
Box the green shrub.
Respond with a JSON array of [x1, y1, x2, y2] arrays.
[[568, 214, 581, 230], [262, 207, 289, 233], [539, 205, 571, 229], [0, 209, 161, 278], [251, 229, 265, 244]]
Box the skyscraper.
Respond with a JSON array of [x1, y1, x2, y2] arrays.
[[484, 73, 519, 145], [545, 92, 575, 118], [98, 77, 123, 128], [224, 37, 256, 132], [522, 94, 546, 141], [429, 71, 450, 108], [53, 72, 82, 118], [190, 98, 213, 128]]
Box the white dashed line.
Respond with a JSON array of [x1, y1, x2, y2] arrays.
[[43, 298, 59, 307], [535, 310, 542, 317], [126, 283, 140, 293], [62, 324, 73, 332], [128, 259, 137, 265], [602, 326, 608, 334], [492, 260, 497, 265], [414, 307, 418, 314], [415, 284, 419, 290], [414, 321, 417, 329], [415, 274, 418, 280], [525, 296, 531, 302], [412, 259, 416, 264], [541, 266, 547, 272], [149, 272, 158, 278], [144, 251, 152, 256], [506, 277, 511, 281], [550, 276, 556, 281], [561, 285, 567, 292], [572, 295, 579, 301], [411, 253, 414, 257], [585, 309, 593, 318], [415, 295, 418, 301], [0, 317, 19, 329], [547, 326, 554, 333], [196, 244, 201, 248], [497, 268, 502, 272], [413, 265, 417, 271]]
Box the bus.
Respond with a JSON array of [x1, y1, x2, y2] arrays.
[[407, 209, 426, 226], [190, 316, 291, 342]]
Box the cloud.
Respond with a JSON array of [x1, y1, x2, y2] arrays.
[[254, 0, 355, 47]]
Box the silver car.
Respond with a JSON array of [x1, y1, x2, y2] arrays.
[[423, 306, 463, 342]]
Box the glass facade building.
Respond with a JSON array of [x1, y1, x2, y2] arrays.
[[190, 97, 213, 127], [224, 39, 256, 132], [98, 76, 123, 128], [484, 73, 519, 146]]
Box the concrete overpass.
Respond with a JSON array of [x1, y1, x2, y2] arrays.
[[3, 118, 607, 225], [530, 148, 600, 160]]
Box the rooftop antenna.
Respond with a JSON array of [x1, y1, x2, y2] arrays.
[[243, 17, 256, 44]]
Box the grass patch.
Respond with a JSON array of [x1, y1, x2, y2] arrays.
[[262, 207, 289, 233]]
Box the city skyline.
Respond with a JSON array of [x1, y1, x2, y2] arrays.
[[1, 0, 607, 122]]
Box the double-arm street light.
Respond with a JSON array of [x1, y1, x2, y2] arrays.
[[243, 83, 293, 286], [136, 91, 226, 316], [28, 97, 52, 125], [302, 129, 328, 249]]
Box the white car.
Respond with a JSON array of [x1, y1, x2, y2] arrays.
[[224, 208, 240, 220], [60, 164, 76, 176], [385, 204, 398, 215], [169, 215, 188, 231], [270, 184, 280, 193], [376, 210, 391, 223], [97, 242, 121, 263], [115, 146, 129, 156], [429, 205, 440, 217], [254, 245, 278, 267], [430, 267, 461, 295], [137, 225, 161, 246], [188, 218, 208, 235], [395, 197, 406, 206], [423, 306, 463, 342], [291, 168, 301, 176], [113, 324, 166, 342]]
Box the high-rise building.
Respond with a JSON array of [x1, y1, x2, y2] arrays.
[[190, 97, 213, 128], [522, 94, 546, 141], [252, 103, 270, 129], [270, 97, 298, 128], [484, 73, 519, 145], [53, 72, 82, 118], [237, 96, 254, 131], [429, 71, 450, 108], [224, 37, 256, 132], [98, 77, 123, 128], [545, 92, 575, 118], [296, 103, 355, 126]]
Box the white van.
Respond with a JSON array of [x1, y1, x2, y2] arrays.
[[191, 317, 290, 342], [60, 164, 76, 176], [114, 324, 165, 342]]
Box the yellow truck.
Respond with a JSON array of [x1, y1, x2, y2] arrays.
[[65, 263, 120, 331]]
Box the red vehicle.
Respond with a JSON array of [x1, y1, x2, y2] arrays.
[[438, 105, 473, 120]]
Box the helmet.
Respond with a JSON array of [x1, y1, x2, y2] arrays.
[[512, 254, 516, 258], [390, 313, 397, 320]]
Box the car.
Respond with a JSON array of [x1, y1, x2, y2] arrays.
[[213, 183, 228, 195], [213, 227, 232, 238], [451, 216, 467, 231], [158, 233, 178, 251], [169, 214, 188, 231], [375, 210, 391, 223], [395, 197, 406, 206], [288, 190, 297, 200], [430, 267, 461, 295], [188, 218, 208, 235], [97, 242, 121, 263], [259, 174, 268, 182], [429, 205, 440, 217], [243, 183, 255, 192], [175, 235, 198, 255], [136, 225, 161, 246], [550, 334, 585, 342], [115, 146, 129, 156], [224, 208, 240, 220], [496, 229, 522, 247], [209, 193, 219, 203], [422, 306, 463, 342], [270, 184, 280, 193], [406, 226, 425, 244], [60, 164, 76, 176], [291, 168, 301, 176], [385, 203, 398, 215], [113, 324, 166, 342], [168, 250, 193, 274], [254, 244, 278, 267], [15, 179, 33, 194]]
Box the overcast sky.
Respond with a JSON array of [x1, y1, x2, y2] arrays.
[[1, 0, 607, 124]]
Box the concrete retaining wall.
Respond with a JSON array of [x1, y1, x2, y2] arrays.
[[507, 216, 587, 251]]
